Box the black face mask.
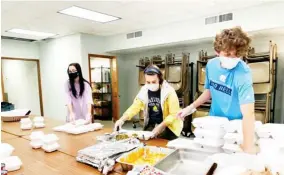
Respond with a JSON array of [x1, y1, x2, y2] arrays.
[[68, 72, 79, 80]]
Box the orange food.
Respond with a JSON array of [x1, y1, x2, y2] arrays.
[[120, 148, 166, 165]]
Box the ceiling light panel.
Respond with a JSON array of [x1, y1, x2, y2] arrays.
[[58, 6, 120, 23], [7, 28, 56, 37]]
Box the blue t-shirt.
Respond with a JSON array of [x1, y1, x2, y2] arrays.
[[204, 57, 255, 120]]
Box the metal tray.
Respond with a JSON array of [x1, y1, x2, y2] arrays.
[[154, 149, 214, 175]]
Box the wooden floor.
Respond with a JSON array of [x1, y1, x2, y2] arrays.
[[1, 117, 168, 175]]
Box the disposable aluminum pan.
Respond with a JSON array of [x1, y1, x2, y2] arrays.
[[154, 149, 215, 175], [116, 146, 174, 171]]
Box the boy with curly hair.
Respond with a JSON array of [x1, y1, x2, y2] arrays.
[[178, 27, 256, 154]]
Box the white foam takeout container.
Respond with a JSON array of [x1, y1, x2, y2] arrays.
[[194, 128, 226, 139], [33, 116, 44, 122], [256, 123, 284, 139], [222, 143, 242, 154], [0, 143, 14, 159], [53, 121, 103, 134], [42, 142, 60, 153], [194, 137, 225, 148], [34, 122, 45, 128], [86, 123, 104, 132], [29, 131, 44, 140], [20, 118, 32, 124], [66, 126, 90, 135], [225, 120, 262, 133], [30, 140, 43, 149], [257, 138, 284, 153], [1, 156, 22, 172], [167, 138, 223, 153], [42, 134, 59, 144], [224, 133, 243, 145], [20, 123, 33, 130], [192, 116, 229, 130]]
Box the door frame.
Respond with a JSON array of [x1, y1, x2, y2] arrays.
[[88, 54, 119, 121], [1, 57, 44, 116]]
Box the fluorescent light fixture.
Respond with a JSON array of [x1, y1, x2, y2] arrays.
[[7, 28, 56, 37], [58, 6, 120, 23]]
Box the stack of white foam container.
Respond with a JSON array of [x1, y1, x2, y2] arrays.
[[223, 120, 262, 153], [20, 118, 32, 130], [29, 131, 45, 149], [42, 134, 60, 152], [256, 123, 284, 154], [192, 116, 229, 153], [256, 123, 284, 175], [33, 116, 45, 128], [0, 143, 22, 172]]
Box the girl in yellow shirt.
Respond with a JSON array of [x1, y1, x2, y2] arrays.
[[114, 65, 183, 140]]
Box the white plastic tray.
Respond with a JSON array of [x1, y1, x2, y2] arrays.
[[73, 119, 88, 126], [66, 126, 90, 135], [53, 122, 103, 134]]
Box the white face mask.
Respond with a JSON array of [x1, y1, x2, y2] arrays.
[[146, 84, 160, 92], [219, 57, 241, 69]]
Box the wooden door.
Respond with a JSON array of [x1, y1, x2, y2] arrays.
[[111, 58, 119, 121], [1, 57, 44, 116]]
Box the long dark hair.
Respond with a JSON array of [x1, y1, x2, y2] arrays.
[[67, 63, 90, 98]]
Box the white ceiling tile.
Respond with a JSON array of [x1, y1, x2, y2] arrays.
[[1, 1, 268, 38]]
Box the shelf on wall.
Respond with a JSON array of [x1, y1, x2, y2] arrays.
[[92, 82, 111, 84], [91, 67, 111, 70], [92, 92, 112, 94], [197, 60, 208, 64]]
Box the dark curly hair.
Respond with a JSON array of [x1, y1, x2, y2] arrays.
[[214, 27, 251, 57]]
